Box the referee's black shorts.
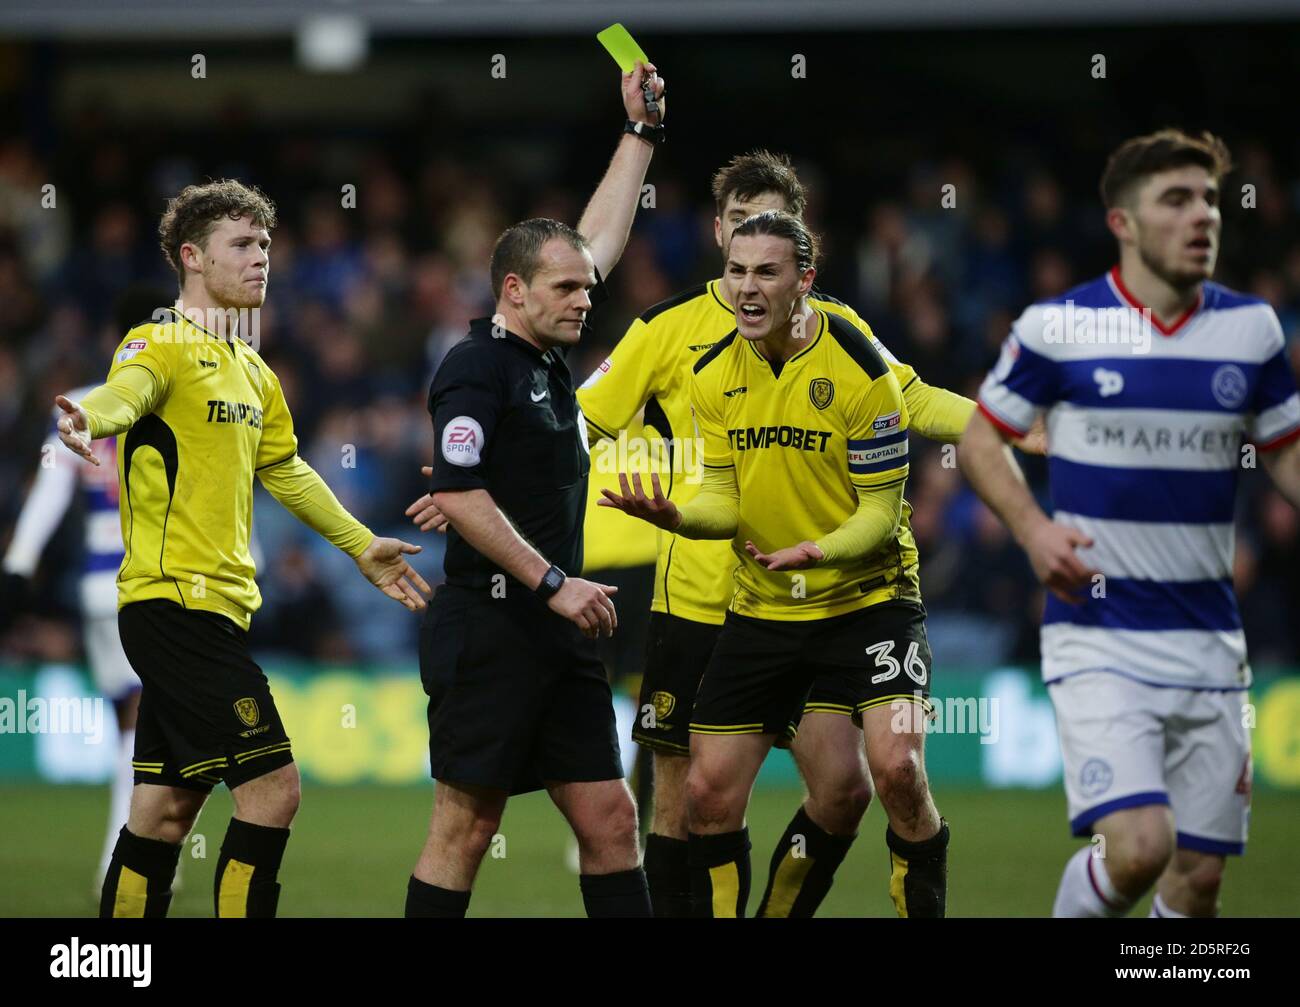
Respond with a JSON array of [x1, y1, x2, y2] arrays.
[[691, 600, 934, 741], [419, 585, 623, 796], [119, 600, 294, 793]]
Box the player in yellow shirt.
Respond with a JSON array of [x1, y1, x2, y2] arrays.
[[580, 152, 978, 918], [55, 180, 431, 918], [601, 210, 947, 917]]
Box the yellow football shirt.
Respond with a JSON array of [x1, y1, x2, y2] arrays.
[[79, 307, 372, 629], [688, 308, 913, 620], [578, 279, 971, 625]]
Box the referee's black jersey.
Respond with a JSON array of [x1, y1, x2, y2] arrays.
[[427, 314, 599, 594]]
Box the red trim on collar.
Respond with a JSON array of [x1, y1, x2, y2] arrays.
[[1108, 266, 1203, 337]]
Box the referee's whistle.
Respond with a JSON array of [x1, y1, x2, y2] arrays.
[[642, 74, 659, 120]]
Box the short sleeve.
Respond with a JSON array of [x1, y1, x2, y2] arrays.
[[578, 315, 670, 444], [1248, 313, 1300, 449], [255, 362, 299, 471], [977, 309, 1062, 437], [846, 372, 909, 490], [427, 346, 504, 492], [106, 322, 177, 397]]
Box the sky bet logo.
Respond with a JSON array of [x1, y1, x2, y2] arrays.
[[728, 425, 831, 452], [206, 400, 263, 428]]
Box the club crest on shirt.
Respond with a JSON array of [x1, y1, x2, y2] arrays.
[[234, 697, 260, 728], [1211, 364, 1248, 409], [245, 360, 262, 391], [809, 377, 835, 410]]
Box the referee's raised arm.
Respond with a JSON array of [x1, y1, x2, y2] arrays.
[[577, 59, 665, 278]]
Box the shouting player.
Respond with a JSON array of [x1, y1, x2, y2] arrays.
[[579, 154, 991, 918], [602, 210, 948, 917], [959, 129, 1300, 917], [57, 180, 431, 918]]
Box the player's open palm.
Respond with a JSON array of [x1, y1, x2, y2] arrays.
[[598, 472, 681, 531], [746, 540, 824, 571], [355, 536, 433, 611], [1025, 519, 1096, 604], [54, 395, 100, 466], [548, 578, 619, 639], [406, 466, 450, 533]]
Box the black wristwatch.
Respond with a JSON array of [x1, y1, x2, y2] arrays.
[[624, 119, 666, 146], [535, 564, 567, 601]]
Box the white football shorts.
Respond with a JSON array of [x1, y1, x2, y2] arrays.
[[1049, 670, 1250, 855]]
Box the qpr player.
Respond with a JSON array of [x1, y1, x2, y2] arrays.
[[960, 129, 1300, 918]]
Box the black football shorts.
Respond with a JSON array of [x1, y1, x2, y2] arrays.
[[420, 585, 624, 795], [692, 600, 934, 740], [119, 599, 293, 792]]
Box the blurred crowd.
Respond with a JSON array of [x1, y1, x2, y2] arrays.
[[2, 100, 1299, 671]]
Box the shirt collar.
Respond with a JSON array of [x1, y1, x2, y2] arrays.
[[468, 316, 555, 364]]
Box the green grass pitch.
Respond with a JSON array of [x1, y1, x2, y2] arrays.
[[3, 784, 1296, 917]]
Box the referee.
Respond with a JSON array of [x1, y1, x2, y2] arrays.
[[404, 62, 665, 919], [57, 180, 431, 918]]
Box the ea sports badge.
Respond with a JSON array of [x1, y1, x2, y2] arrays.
[[442, 416, 485, 467]]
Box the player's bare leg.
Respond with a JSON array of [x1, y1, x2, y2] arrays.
[[1152, 848, 1225, 917], [756, 712, 872, 917], [547, 778, 651, 916], [862, 702, 948, 917], [685, 732, 771, 917], [1052, 804, 1175, 917], [650, 752, 690, 838], [126, 782, 208, 844], [230, 761, 301, 827], [99, 782, 206, 918]]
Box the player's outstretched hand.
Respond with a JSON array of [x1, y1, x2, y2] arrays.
[[405, 466, 450, 533], [54, 395, 99, 466], [1024, 518, 1097, 604], [745, 540, 824, 571], [355, 536, 433, 611], [1013, 416, 1048, 456], [547, 577, 619, 640], [598, 472, 681, 531], [623, 60, 665, 124]]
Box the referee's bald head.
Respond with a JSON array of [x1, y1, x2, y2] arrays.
[[490, 219, 589, 300]]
